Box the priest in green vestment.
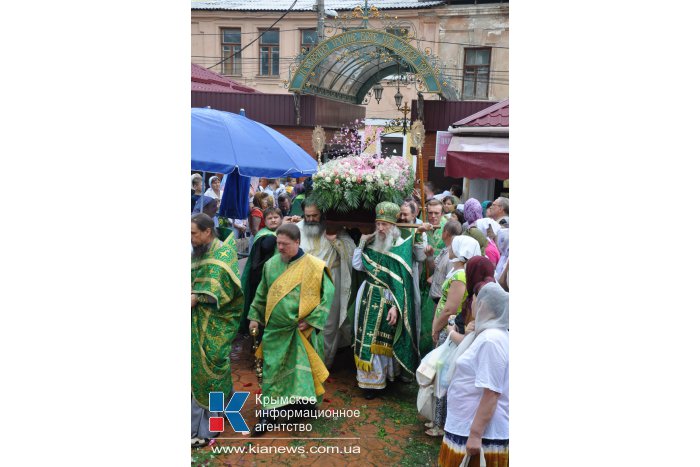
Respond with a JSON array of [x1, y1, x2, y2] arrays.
[[247, 223, 335, 436], [190, 213, 244, 448], [352, 202, 422, 399]]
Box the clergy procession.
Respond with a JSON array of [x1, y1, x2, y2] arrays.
[[191, 169, 509, 466]]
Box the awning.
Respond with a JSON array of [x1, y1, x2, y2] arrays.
[[445, 136, 509, 180]]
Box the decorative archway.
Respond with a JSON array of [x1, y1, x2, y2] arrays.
[[284, 3, 458, 104], [288, 29, 457, 103]]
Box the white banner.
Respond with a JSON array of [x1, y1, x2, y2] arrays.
[[447, 136, 509, 154]]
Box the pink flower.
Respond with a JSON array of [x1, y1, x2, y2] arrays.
[[334, 179, 340, 185], [356, 177, 362, 183]]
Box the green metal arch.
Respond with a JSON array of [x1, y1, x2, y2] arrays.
[[289, 29, 455, 101], [354, 65, 411, 105], [328, 49, 377, 89], [335, 57, 379, 93], [321, 44, 378, 88]]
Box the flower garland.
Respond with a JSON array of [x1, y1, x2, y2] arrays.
[[311, 154, 415, 212]]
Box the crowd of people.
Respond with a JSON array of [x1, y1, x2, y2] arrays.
[[191, 174, 509, 466]]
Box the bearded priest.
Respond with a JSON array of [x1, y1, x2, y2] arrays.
[[352, 202, 423, 400]]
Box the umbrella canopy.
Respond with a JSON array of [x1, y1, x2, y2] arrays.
[[191, 107, 318, 178]]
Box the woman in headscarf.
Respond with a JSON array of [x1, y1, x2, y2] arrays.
[[439, 283, 509, 467], [191, 174, 203, 211], [461, 256, 496, 328], [203, 176, 222, 200], [239, 207, 283, 336], [461, 198, 489, 256], [192, 196, 219, 227], [481, 200, 492, 218], [494, 229, 509, 283], [425, 235, 481, 437]]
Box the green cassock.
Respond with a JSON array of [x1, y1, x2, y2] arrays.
[[248, 252, 335, 409], [240, 227, 277, 301], [191, 237, 244, 407], [240, 227, 278, 331], [355, 237, 420, 374], [420, 226, 446, 355], [289, 193, 306, 217], [426, 226, 445, 251]]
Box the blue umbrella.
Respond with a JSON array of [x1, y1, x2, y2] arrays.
[[191, 107, 318, 178]]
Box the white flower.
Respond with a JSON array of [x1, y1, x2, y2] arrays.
[[325, 176, 331, 183], [345, 176, 352, 182], [365, 174, 373, 183], [389, 178, 395, 186]]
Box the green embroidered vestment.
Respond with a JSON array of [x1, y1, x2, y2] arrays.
[[191, 238, 244, 407]]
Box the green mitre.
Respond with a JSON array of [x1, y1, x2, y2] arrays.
[[375, 201, 400, 224]]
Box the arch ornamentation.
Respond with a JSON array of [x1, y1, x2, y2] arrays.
[[287, 29, 458, 103]]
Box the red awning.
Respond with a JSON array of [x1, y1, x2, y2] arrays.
[[444, 136, 509, 180]]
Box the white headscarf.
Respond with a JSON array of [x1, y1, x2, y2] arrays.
[[443, 282, 509, 389], [475, 218, 501, 237], [203, 176, 221, 200], [191, 173, 202, 190], [495, 228, 509, 280], [449, 235, 481, 263], [473, 282, 509, 335]]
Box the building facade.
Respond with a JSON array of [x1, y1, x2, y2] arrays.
[[191, 0, 508, 118]]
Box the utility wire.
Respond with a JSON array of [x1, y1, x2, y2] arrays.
[[194, 55, 510, 73], [206, 0, 299, 70], [192, 30, 509, 49]]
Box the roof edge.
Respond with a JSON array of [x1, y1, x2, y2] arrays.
[[451, 98, 508, 127]]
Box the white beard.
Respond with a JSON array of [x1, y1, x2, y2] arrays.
[[370, 226, 400, 253], [303, 222, 324, 239]]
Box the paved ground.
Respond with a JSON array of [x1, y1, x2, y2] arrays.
[[191, 333, 441, 466]]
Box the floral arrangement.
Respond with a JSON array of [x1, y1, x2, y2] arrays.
[[329, 119, 384, 156], [311, 153, 415, 213]]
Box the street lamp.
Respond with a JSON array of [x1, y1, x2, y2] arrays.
[[372, 82, 384, 104], [394, 89, 403, 109], [393, 68, 410, 134]]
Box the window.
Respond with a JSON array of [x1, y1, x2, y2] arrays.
[[300, 29, 317, 54], [462, 48, 491, 99], [259, 29, 279, 76], [221, 28, 242, 76]]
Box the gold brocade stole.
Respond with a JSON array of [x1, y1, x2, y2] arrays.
[[256, 254, 330, 397]]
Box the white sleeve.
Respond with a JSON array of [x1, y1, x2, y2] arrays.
[[413, 241, 426, 263], [352, 247, 365, 272], [474, 337, 508, 395]]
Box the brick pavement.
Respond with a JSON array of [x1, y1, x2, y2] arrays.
[[192, 335, 441, 466]]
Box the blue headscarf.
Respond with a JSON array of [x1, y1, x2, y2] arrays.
[[192, 195, 217, 214], [481, 200, 492, 218]]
